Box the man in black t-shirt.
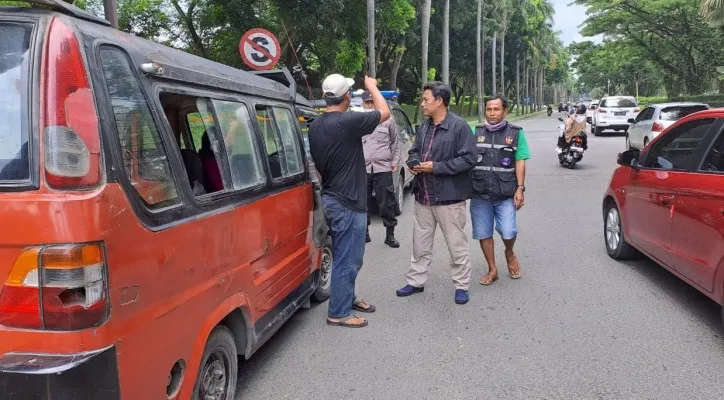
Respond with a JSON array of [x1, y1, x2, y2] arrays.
[[308, 74, 390, 328]]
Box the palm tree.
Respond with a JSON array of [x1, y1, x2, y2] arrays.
[[442, 0, 451, 84], [700, 0, 724, 27], [367, 0, 376, 77]]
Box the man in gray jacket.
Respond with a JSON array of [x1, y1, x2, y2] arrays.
[[361, 91, 402, 248]]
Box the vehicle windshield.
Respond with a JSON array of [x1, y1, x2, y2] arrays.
[[659, 105, 708, 121], [0, 23, 31, 182], [605, 98, 637, 108]]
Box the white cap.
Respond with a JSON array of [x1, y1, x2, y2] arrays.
[[322, 74, 355, 98]]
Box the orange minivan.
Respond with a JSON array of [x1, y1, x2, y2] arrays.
[[0, 1, 330, 399]]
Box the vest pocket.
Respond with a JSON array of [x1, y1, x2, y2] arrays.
[[497, 170, 517, 197]]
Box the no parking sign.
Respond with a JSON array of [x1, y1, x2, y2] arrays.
[[239, 28, 281, 71]]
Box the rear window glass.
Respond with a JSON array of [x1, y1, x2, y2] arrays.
[[0, 24, 31, 181], [660, 106, 708, 121], [602, 98, 637, 108]]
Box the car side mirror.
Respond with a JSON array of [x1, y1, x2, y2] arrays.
[[617, 149, 640, 168], [628, 118, 636, 124]]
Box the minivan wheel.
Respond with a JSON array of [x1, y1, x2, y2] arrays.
[[604, 202, 637, 260], [193, 326, 237, 400], [311, 235, 332, 302]]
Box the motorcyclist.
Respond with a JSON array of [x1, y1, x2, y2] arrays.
[[558, 103, 588, 150], [547, 104, 553, 116]]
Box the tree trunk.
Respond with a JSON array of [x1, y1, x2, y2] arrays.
[[491, 31, 497, 96], [459, 84, 466, 115], [476, 0, 484, 122], [442, 0, 450, 85], [389, 35, 406, 90], [367, 0, 376, 77], [524, 57, 529, 114], [421, 0, 432, 86], [500, 11, 507, 96], [516, 55, 520, 116]]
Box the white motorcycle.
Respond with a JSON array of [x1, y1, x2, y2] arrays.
[[556, 117, 586, 169]]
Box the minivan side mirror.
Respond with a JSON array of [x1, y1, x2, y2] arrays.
[[627, 118, 636, 124], [617, 149, 640, 168]]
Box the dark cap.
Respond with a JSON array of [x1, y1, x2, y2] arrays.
[[361, 91, 372, 102]]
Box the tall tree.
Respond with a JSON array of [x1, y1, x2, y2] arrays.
[[442, 0, 450, 84], [476, 0, 484, 121]]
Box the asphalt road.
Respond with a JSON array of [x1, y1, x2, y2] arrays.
[[237, 113, 724, 400]]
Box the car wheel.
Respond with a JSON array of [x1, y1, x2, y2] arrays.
[[604, 201, 638, 260], [594, 126, 603, 136], [192, 326, 238, 400], [311, 235, 332, 302], [396, 172, 405, 215]]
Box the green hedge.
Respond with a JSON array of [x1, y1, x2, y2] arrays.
[[637, 94, 724, 108]]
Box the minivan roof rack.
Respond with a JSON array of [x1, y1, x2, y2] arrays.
[[22, 0, 110, 26]]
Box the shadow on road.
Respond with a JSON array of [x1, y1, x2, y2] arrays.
[[622, 257, 722, 334]]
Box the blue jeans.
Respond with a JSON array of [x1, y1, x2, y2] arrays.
[[322, 195, 367, 318], [470, 197, 518, 240]]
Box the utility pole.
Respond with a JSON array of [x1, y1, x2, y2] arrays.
[[103, 0, 118, 29], [367, 0, 376, 77]]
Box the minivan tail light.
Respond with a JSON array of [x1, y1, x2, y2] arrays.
[[42, 18, 101, 189], [652, 122, 664, 132], [0, 243, 108, 330]]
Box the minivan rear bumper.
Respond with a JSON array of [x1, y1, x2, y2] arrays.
[[0, 346, 120, 399]]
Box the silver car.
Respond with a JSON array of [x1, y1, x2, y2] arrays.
[[625, 102, 710, 150], [591, 96, 640, 136]]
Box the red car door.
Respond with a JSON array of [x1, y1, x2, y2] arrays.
[[670, 128, 724, 293], [625, 118, 718, 266]]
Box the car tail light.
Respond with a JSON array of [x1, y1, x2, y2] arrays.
[[634, 108, 641, 112], [0, 243, 108, 330], [598, 108, 607, 113], [42, 18, 101, 190], [652, 122, 664, 132]]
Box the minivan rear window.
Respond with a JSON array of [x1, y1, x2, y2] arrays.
[[660, 106, 708, 121], [0, 23, 31, 182]]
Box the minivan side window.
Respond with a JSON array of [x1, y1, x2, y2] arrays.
[[257, 106, 304, 179], [99, 48, 180, 209], [641, 118, 714, 171], [202, 100, 266, 190]]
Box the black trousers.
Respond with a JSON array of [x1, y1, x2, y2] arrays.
[[367, 171, 398, 228]]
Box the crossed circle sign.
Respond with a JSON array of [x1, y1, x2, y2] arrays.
[[239, 28, 281, 71]]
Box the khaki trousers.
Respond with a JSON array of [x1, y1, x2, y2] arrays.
[[407, 201, 472, 290]]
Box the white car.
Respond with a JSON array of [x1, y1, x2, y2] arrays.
[[591, 96, 640, 136], [586, 99, 599, 124], [625, 102, 710, 150]]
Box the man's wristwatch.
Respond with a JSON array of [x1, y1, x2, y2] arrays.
[[517, 184, 526, 192]]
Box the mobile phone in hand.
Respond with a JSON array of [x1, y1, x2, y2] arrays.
[[406, 159, 421, 169]]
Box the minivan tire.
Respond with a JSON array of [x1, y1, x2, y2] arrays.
[[594, 126, 603, 136], [604, 201, 638, 260], [395, 173, 405, 216], [311, 235, 332, 302], [192, 326, 238, 400]]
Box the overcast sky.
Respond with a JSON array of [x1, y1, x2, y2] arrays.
[[552, 0, 595, 45]]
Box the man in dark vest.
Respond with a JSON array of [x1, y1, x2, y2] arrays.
[[471, 95, 531, 285]]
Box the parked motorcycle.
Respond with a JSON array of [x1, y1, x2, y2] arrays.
[[556, 117, 586, 169]]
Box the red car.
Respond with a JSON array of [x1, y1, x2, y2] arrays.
[[603, 109, 724, 317]]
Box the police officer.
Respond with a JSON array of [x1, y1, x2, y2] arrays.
[[361, 91, 401, 248], [470, 95, 531, 286]]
